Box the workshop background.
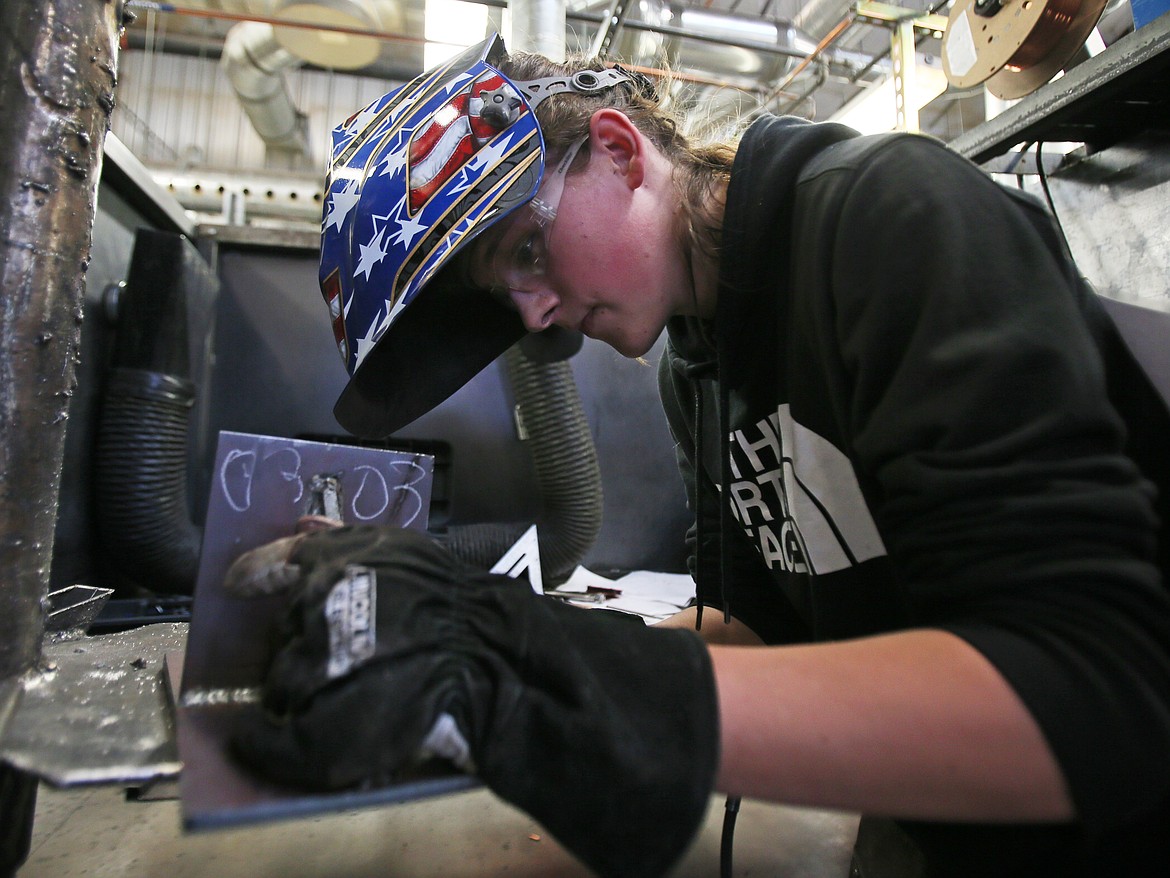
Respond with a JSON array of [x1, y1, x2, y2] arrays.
[[1, 0, 1169, 876]]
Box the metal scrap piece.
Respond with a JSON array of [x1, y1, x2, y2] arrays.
[[46, 584, 115, 633], [0, 623, 185, 787]]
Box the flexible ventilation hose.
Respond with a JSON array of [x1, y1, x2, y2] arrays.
[[440, 344, 603, 585], [94, 368, 202, 593]]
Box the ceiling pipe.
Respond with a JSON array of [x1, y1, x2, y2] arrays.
[[127, 0, 422, 48], [511, 0, 567, 60], [220, 20, 309, 155], [793, 0, 856, 41], [131, 1, 850, 91], [753, 12, 854, 118]]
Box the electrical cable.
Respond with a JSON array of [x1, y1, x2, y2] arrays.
[[720, 795, 742, 878], [1035, 141, 1073, 250]]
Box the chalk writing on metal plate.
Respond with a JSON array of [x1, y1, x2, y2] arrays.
[[218, 444, 427, 527]]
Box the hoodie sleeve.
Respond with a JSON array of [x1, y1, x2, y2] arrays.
[[820, 135, 1170, 830]]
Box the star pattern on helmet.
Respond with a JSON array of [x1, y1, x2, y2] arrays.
[[330, 100, 379, 159], [445, 131, 513, 198], [468, 132, 513, 172], [346, 100, 383, 137], [354, 225, 389, 280], [442, 68, 477, 98], [353, 316, 381, 367], [375, 134, 410, 179], [387, 197, 428, 249], [430, 212, 474, 265], [324, 179, 361, 233]]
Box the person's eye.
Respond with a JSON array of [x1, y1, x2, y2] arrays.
[[510, 229, 546, 275]]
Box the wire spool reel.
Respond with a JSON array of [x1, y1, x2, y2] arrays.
[[942, 0, 1108, 98]]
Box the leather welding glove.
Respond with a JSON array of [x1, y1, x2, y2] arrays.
[[229, 525, 719, 878]]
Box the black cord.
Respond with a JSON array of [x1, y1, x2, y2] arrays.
[[1036, 143, 1058, 223], [1035, 141, 1075, 253], [720, 795, 741, 878]]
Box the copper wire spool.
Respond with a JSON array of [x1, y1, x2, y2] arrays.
[[942, 0, 1107, 99]]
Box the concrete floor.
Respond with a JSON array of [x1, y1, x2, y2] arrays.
[[21, 784, 859, 877]]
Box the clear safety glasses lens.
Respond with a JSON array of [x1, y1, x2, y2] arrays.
[[491, 136, 588, 295]]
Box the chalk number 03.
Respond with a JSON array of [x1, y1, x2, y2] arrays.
[[219, 445, 427, 527]]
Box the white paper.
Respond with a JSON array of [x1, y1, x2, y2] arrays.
[[545, 567, 696, 623], [614, 570, 696, 606]]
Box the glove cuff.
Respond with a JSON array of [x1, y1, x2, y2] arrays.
[[490, 622, 720, 878]]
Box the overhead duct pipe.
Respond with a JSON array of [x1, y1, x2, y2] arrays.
[[221, 20, 309, 156], [793, 0, 855, 42], [219, 1, 403, 158], [511, 0, 567, 61], [578, 2, 820, 124]]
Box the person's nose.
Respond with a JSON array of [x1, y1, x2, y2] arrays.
[[509, 286, 559, 333]]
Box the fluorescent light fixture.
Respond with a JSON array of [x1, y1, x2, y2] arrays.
[[829, 60, 948, 135], [424, 0, 488, 69]]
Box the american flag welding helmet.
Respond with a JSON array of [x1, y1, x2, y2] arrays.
[[319, 34, 640, 438]]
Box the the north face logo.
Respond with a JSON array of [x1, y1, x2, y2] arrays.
[[727, 404, 887, 575]]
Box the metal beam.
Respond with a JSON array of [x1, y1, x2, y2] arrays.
[[0, 0, 124, 683], [949, 10, 1170, 163]]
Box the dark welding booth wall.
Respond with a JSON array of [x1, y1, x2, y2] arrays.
[[207, 247, 690, 576]]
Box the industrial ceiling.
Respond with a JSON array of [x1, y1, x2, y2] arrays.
[[112, 0, 1136, 226]]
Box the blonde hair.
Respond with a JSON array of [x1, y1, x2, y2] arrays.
[[501, 52, 736, 262]]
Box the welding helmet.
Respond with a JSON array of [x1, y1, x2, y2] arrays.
[[319, 34, 642, 438]]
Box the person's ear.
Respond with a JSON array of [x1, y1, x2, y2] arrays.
[[589, 109, 644, 189]]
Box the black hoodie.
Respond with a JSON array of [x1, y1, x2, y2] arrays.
[[659, 115, 1170, 875]]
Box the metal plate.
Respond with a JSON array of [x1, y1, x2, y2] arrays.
[[46, 585, 116, 633], [0, 623, 186, 787], [177, 431, 476, 831]]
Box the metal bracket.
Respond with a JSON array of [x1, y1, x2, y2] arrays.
[[590, 0, 635, 58], [854, 1, 950, 133], [854, 1, 950, 36]]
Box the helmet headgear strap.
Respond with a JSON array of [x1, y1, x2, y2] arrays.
[[516, 66, 654, 110]]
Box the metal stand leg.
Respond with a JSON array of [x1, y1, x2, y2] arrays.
[[0, 763, 38, 878]]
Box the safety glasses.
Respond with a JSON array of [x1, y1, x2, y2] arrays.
[[483, 136, 588, 298]]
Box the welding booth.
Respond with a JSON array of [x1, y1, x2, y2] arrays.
[[1, 0, 1170, 876]]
